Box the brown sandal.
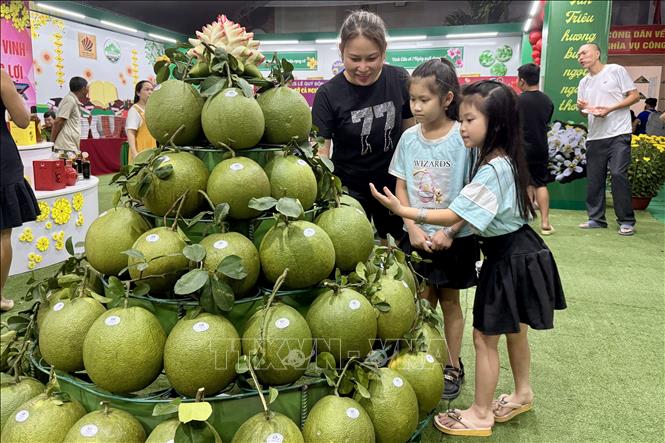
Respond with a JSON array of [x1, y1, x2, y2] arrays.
[[434, 410, 492, 437], [492, 394, 533, 422]]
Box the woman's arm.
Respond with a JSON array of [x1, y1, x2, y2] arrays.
[[126, 129, 138, 159], [370, 183, 462, 226], [0, 69, 30, 128]]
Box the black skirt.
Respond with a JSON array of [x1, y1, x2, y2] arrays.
[[473, 225, 566, 335], [0, 179, 39, 230], [401, 234, 479, 290]]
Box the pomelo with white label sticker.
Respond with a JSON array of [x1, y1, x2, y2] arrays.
[[230, 162, 244, 171], [303, 228, 316, 237], [275, 318, 290, 329], [426, 354, 435, 363], [393, 376, 404, 387], [402, 280, 409, 288], [192, 322, 209, 332], [224, 89, 238, 97], [213, 240, 228, 250], [146, 234, 160, 243], [15, 410, 29, 422], [349, 299, 361, 310], [266, 433, 284, 443], [105, 315, 121, 326], [297, 159, 307, 166], [346, 407, 360, 419], [80, 424, 98, 437], [53, 302, 65, 312]]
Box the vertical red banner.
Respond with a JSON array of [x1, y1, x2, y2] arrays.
[[0, 1, 36, 108]]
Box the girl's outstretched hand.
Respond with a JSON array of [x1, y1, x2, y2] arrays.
[[369, 183, 403, 215]]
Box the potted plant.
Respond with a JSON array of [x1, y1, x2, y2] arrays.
[[628, 134, 665, 210]]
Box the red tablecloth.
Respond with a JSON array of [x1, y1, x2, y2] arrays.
[[80, 137, 125, 175]]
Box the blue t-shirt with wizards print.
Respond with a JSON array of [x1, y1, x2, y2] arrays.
[[389, 122, 474, 238]]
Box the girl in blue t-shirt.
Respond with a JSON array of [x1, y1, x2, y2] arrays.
[[388, 58, 479, 400], [371, 80, 566, 437]]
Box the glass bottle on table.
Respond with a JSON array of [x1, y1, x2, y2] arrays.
[[81, 152, 91, 179]]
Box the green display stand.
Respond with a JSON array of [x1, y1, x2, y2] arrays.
[[548, 179, 587, 210]]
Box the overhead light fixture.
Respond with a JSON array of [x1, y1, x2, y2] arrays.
[[35, 2, 86, 19], [100, 20, 138, 33], [523, 18, 532, 32], [387, 35, 427, 42], [445, 32, 498, 38], [315, 38, 340, 44], [261, 40, 299, 45], [148, 33, 177, 44], [529, 0, 540, 17]]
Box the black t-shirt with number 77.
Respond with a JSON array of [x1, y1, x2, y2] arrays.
[[312, 64, 412, 189]]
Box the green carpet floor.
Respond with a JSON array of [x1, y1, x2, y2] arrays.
[[3, 175, 664, 443], [647, 184, 665, 223]]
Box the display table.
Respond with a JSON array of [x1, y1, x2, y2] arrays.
[[80, 137, 125, 175], [9, 177, 99, 276], [18, 142, 55, 185]]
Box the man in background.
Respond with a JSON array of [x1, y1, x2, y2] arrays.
[[41, 110, 55, 141], [576, 43, 639, 236], [636, 98, 657, 134], [51, 76, 88, 153], [517, 63, 554, 235]]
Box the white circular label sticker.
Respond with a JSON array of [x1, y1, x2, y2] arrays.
[[213, 240, 229, 250], [346, 407, 360, 419], [80, 424, 98, 437], [193, 321, 209, 332], [297, 159, 307, 167], [105, 315, 121, 326], [349, 299, 361, 310], [146, 234, 160, 243], [100, 210, 109, 218], [266, 433, 284, 443], [402, 281, 409, 289], [53, 302, 65, 312], [15, 410, 29, 423], [225, 89, 238, 97], [426, 354, 435, 364], [230, 162, 244, 171], [393, 377, 404, 388], [166, 440, 174, 443], [303, 228, 316, 238], [275, 318, 290, 329]]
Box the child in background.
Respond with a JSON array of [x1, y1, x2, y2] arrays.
[[371, 80, 566, 437], [388, 58, 479, 400]]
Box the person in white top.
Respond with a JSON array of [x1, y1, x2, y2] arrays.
[[576, 43, 639, 236]]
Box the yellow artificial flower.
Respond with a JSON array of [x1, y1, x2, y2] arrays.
[[55, 241, 64, 251], [36, 201, 50, 222], [76, 212, 84, 227], [643, 157, 651, 162], [45, 221, 52, 229], [72, 193, 84, 212], [36, 236, 50, 252], [51, 197, 72, 225], [28, 261, 36, 270], [19, 228, 34, 242]]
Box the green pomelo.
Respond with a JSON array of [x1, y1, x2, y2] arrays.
[[36, 288, 67, 331], [421, 323, 447, 365], [231, 411, 303, 443], [375, 277, 417, 341], [128, 227, 188, 294], [316, 206, 375, 272], [302, 395, 375, 443], [259, 220, 335, 289], [145, 79, 204, 145], [264, 155, 317, 210], [164, 313, 241, 397], [200, 232, 260, 297], [0, 377, 45, 431], [141, 151, 210, 217], [82, 307, 166, 394], [63, 406, 146, 443], [85, 207, 151, 276], [202, 88, 264, 149], [354, 367, 419, 443], [339, 194, 365, 214], [388, 351, 444, 418], [130, 147, 155, 165], [257, 86, 312, 144], [306, 288, 376, 363], [1, 393, 86, 443], [145, 418, 179, 443], [207, 157, 270, 219], [38, 297, 106, 373], [242, 303, 312, 386]]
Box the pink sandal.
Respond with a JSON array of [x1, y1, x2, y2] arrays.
[[492, 394, 533, 422], [433, 410, 492, 437]]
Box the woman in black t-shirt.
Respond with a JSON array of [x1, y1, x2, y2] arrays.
[[312, 10, 415, 241]]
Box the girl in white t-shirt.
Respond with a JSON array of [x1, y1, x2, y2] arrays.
[[125, 80, 156, 161]]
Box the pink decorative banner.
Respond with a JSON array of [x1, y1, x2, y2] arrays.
[[459, 75, 520, 94], [0, 1, 36, 108], [289, 79, 327, 106]]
